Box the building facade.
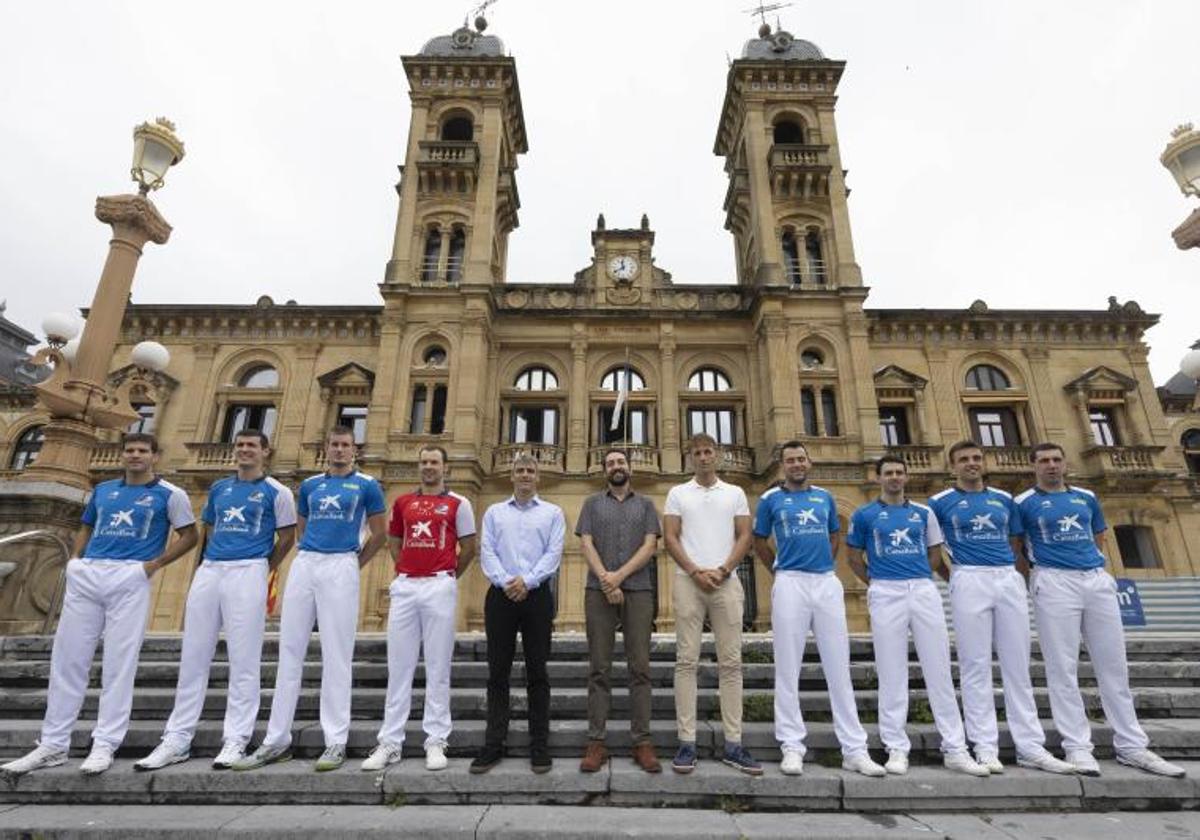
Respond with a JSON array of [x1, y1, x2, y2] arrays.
[[4, 21, 1199, 633]]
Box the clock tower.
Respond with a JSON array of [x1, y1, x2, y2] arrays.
[[576, 213, 671, 305]]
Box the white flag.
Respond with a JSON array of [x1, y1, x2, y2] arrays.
[[611, 364, 629, 431]]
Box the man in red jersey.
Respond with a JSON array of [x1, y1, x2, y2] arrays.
[[360, 445, 476, 772]]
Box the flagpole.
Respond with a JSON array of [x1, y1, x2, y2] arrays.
[[622, 347, 630, 452]]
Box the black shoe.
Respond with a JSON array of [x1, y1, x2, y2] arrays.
[[470, 745, 504, 775], [531, 747, 552, 774]]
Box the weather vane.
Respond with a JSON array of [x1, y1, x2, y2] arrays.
[[742, 1, 793, 27]]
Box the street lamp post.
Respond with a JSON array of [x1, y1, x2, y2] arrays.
[[1161, 122, 1200, 250], [20, 117, 184, 490]]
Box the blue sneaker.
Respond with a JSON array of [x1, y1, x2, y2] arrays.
[[722, 743, 763, 776], [671, 743, 697, 774]]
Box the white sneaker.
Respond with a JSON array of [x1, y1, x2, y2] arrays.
[[134, 741, 190, 772], [425, 743, 448, 771], [79, 744, 115, 776], [211, 741, 247, 770], [361, 743, 404, 772], [0, 745, 68, 777], [842, 752, 887, 778], [884, 749, 908, 775], [779, 748, 804, 776], [944, 752, 990, 777], [1117, 749, 1187, 779], [974, 750, 1004, 774], [1065, 749, 1101, 777], [1016, 750, 1076, 775]]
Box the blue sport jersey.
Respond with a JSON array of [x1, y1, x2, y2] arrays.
[[845, 499, 943, 580], [201, 475, 298, 561], [81, 477, 195, 562], [297, 471, 387, 554], [753, 484, 839, 573], [1014, 485, 1107, 570], [928, 487, 1023, 567]]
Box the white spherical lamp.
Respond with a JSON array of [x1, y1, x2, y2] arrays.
[[42, 312, 80, 345], [61, 337, 81, 364], [1181, 348, 1200, 381], [131, 340, 170, 373]]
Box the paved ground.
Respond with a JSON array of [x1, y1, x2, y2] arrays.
[[0, 804, 1199, 838]]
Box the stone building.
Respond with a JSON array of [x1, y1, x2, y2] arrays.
[[3, 20, 1198, 634]]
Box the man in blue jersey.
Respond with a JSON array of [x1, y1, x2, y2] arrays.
[[846, 454, 987, 777], [1, 433, 197, 778], [234, 425, 388, 773], [1015, 442, 1184, 778], [929, 441, 1074, 775], [134, 429, 296, 771], [754, 441, 885, 778]]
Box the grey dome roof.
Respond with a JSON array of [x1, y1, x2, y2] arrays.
[[741, 29, 825, 61], [420, 26, 505, 57]]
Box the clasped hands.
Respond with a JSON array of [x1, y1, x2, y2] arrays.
[[503, 576, 529, 602], [689, 567, 726, 593], [597, 569, 625, 605]]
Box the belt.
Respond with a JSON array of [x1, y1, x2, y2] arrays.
[[395, 569, 455, 579]]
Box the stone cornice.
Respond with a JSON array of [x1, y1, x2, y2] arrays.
[[95, 303, 384, 344], [866, 305, 1159, 346], [492, 284, 757, 318]]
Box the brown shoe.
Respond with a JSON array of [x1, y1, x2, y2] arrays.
[[632, 742, 662, 774], [579, 740, 608, 773]]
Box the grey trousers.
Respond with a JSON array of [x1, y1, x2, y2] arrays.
[[584, 588, 654, 744]]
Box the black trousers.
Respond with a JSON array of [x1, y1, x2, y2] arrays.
[[484, 584, 554, 749]]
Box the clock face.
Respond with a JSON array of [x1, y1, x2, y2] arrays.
[[608, 254, 639, 281]]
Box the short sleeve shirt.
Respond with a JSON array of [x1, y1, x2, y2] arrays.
[[296, 471, 386, 554], [752, 484, 839, 573], [1014, 485, 1107, 570], [81, 477, 195, 561], [845, 499, 943, 580], [575, 490, 661, 591], [201, 475, 297, 561], [928, 486, 1022, 567], [663, 478, 751, 571], [390, 490, 476, 576]]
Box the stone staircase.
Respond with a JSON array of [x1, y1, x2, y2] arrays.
[[1, 632, 1198, 823]]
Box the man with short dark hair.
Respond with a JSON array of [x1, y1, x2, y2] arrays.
[[235, 426, 387, 773], [754, 441, 885, 777], [1015, 443, 1184, 778], [135, 429, 296, 772], [576, 448, 662, 774], [361, 444, 476, 773], [928, 440, 1073, 775], [2, 434, 197, 778], [664, 433, 757, 775], [470, 454, 564, 775], [846, 455, 987, 777]]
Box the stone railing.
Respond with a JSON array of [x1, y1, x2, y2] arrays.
[[587, 445, 660, 474], [685, 445, 754, 475], [983, 446, 1034, 474], [417, 140, 479, 169], [89, 442, 124, 470], [184, 442, 236, 470], [768, 143, 829, 169], [1081, 445, 1161, 474], [492, 443, 564, 474], [889, 445, 946, 473]]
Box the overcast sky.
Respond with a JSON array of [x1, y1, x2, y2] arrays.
[[0, 1, 1196, 381]]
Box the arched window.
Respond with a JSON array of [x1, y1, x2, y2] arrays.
[[514, 367, 559, 391], [239, 365, 279, 388], [441, 116, 474, 141], [421, 228, 442, 282], [423, 346, 448, 366], [965, 364, 1011, 391], [805, 230, 826, 284], [773, 119, 804, 144], [600, 367, 645, 391], [446, 227, 466, 282], [1183, 428, 1200, 475], [10, 425, 44, 470], [688, 367, 732, 392], [781, 230, 801, 284]]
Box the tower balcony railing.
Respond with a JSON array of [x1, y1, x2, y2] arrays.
[[769, 144, 831, 199], [416, 140, 479, 170], [493, 443, 564, 474], [786, 259, 828, 286], [769, 143, 830, 169], [587, 444, 660, 474], [416, 258, 463, 284]]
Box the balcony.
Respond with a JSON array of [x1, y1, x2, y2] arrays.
[[890, 445, 946, 474], [1080, 445, 1169, 489], [983, 446, 1035, 475], [89, 442, 124, 472], [416, 140, 479, 192], [492, 443, 564, 474], [183, 442, 235, 471], [685, 445, 755, 475], [768, 144, 831, 198], [587, 445, 660, 474]]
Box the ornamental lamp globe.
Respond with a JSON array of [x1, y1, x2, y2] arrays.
[[1162, 123, 1200, 198], [131, 118, 186, 194], [131, 340, 170, 373], [1181, 348, 1200, 382], [41, 312, 79, 346]]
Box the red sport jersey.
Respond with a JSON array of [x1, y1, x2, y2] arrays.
[[389, 491, 477, 576]]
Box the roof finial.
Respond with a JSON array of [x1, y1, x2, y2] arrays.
[[471, 0, 497, 32], [743, 1, 793, 36]]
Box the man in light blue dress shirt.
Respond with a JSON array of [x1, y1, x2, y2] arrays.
[[471, 453, 565, 775]]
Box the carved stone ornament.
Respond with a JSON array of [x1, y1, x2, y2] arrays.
[[676, 292, 698, 310], [504, 289, 529, 309], [548, 290, 572, 309], [94, 195, 173, 245], [718, 292, 741, 310], [604, 286, 642, 306]]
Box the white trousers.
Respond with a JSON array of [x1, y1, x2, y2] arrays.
[[868, 578, 968, 755], [162, 559, 268, 749], [263, 550, 360, 749], [377, 574, 458, 750], [41, 559, 151, 752], [772, 571, 868, 757], [1032, 567, 1149, 755], [950, 565, 1046, 758]]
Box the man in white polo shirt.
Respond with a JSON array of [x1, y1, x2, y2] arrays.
[[664, 433, 757, 775]]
